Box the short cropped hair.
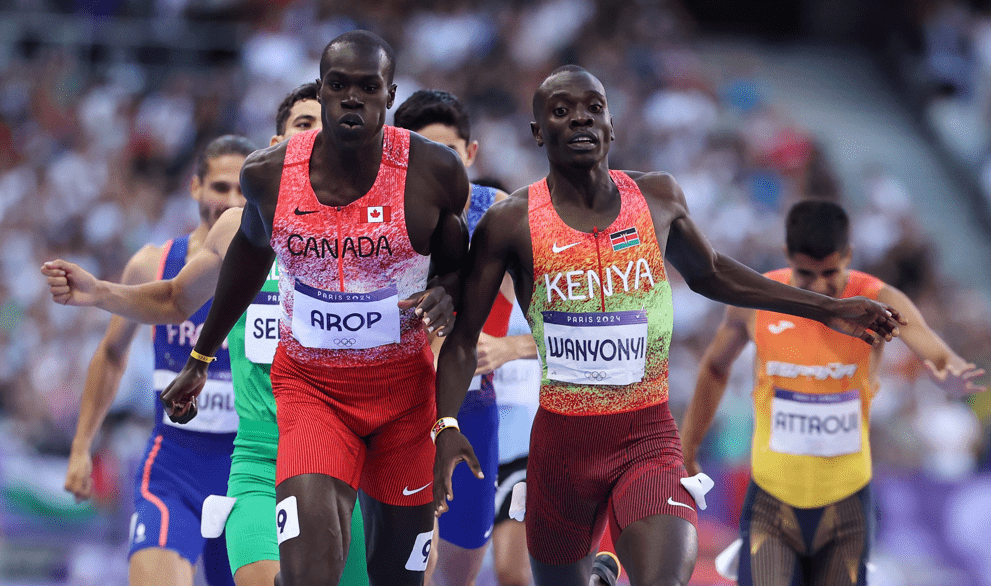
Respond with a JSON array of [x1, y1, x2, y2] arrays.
[[320, 30, 396, 84], [194, 135, 255, 180], [275, 82, 319, 136], [785, 199, 851, 259], [393, 90, 471, 142], [533, 64, 593, 119]]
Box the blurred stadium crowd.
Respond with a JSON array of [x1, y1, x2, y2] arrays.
[[0, 0, 989, 584]]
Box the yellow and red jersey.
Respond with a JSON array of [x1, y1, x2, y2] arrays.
[[752, 269, 884, 508]]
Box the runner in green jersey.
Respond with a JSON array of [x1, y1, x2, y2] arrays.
[[42, 83, 369, 586]]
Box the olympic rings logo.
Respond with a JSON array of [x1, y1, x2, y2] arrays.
[[334, 338, 357, 347], [585, 371, 608, 382]]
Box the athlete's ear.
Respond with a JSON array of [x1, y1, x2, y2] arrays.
[[314, 78, 322, 102], [270, 135, 282, 147], [190, 172, 203, 202], [465, 140, 479, 167], [531, 121, 543, 147], [387, 84, 397, 109], [609, 115, 616, 141]]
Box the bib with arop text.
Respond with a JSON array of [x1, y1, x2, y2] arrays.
[[291, 281, 400, 350]]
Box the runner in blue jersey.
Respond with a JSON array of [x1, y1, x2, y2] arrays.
[[394, 90, 537, 586], [62, 135, 254, 586]]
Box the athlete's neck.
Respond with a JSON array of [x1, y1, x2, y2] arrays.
[[546, 163, 617, 213], [186, 223, 211, 261], [311, 128, 384, 205]]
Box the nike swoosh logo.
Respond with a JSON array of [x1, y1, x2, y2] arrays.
[[552, 242, 580, 253], [403, 482, 432, 496], [294, 207, 318, 215], [667, 497, 694, 510]]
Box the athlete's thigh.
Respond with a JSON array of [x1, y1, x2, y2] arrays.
[[275, 473, 358, 586], [129, 548, 194, 586], [234, 560, 279, 586], [613, 514, 697, 586], [808, 488, 871, 586], [203, 536, 236, 586], [359, 491, 435, 586], [529, 552, 594, 586], [738, 482, 802, 586]]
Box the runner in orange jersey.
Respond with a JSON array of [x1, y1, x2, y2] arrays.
[[680, 199, 987, 586]]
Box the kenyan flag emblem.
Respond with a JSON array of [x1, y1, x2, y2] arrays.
[[609, 227, 640, 251]]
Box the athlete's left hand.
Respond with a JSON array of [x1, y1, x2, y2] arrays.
[[924, 360, 988, 397], [475, 333, 514, 375], [433, 429, 483, 516], [160, 360, 209, 424], [823, 297, 907, 346], [399, 286, 455, 336]]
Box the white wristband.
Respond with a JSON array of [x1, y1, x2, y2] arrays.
[[430, 417, 460, 443]]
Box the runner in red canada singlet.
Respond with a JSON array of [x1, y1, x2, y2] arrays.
[[158, 31, 470, 586], [431, 65, 905, 586]]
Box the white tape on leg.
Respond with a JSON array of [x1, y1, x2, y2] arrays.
[[201, 494, 237, 538], [405, 530, 433, 571], [679, 472, 715, 510], [275, 496, 301, 545], [715, 537, 743, 580], [509, 481, 526, 521]]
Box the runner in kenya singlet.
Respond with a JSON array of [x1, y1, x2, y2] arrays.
[[523, 171, 696, 566], [526, 171, 673, 414]]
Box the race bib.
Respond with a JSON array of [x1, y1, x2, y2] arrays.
[[542, 310, 647, 386], [245, 291, 280, 364], [769, 389, 861, 457], [291, 281, 400, 350], [155, 370, 238, 434]]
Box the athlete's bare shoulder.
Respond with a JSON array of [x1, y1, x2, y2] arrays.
[[477, 186, 529, 250], [407, 130, 469, 211], [623, 170, 689, 226], [240, 140, 289, 205]]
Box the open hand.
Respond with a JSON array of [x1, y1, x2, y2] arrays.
[[433, 429, 483, 517], [824, 297, 907, 345], [924, 360, 988, 398], [41, 259, 100, 306], [398, 286, 455, 336]]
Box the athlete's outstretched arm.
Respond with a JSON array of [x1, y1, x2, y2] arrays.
[[41, 208, 241, 324], [433, 201, 521, 515], [648, 174, 905, 345], [877, 285, 987, 396], [680, 305, 753, 475], [65, 245, 159, 502], [160, 154, 278, 422]]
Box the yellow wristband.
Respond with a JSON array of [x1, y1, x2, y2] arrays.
[[430, 417, 460, 443], [190, 349, 216, 364]]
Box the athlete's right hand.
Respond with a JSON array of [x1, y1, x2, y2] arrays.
[[64, 448, 94, 503], [41, 259, 102, 306], [433, 429, 484, 516], [683, 449, 703, 477], [159, 361, 208, 424]]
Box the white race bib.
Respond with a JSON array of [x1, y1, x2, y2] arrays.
[[291, 281, 400, 350], [769, 389, 862, 457], [542, 310, 647, 386], [245, 290, 280, 364], [155, 370, 238, 434], [492, 359, 541, 405]]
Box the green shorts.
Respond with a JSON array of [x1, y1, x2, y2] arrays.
[[225, 419, 368, 585]]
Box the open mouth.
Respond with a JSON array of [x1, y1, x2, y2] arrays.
[[339, 114, 364, 128], [568, 132, 597, 146]]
